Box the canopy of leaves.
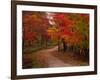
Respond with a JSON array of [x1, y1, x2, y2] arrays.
[[23, 11, 89, 50]]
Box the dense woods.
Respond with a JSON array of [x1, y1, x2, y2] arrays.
[[23, 11, 89, 55], [22, 11, 89, 68]]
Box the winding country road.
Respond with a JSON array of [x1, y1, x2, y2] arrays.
[[35, 46, 72, 67], [29, 46, 88, 68]]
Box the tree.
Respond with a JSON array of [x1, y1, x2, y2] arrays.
[[22, 11, 50, 48], [53, 13, 75, 51]]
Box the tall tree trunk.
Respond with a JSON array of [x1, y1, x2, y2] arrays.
[[58, 40, 61, 51], [62, 38, 66, 52]]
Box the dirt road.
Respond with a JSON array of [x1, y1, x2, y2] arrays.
[[28, 46, 89, 68]]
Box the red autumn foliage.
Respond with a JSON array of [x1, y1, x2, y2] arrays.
[[23, 12, 50, 43], [23, 11, 89, 50]]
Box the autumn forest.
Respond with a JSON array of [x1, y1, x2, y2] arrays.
[[22, 11, 89, 69]]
